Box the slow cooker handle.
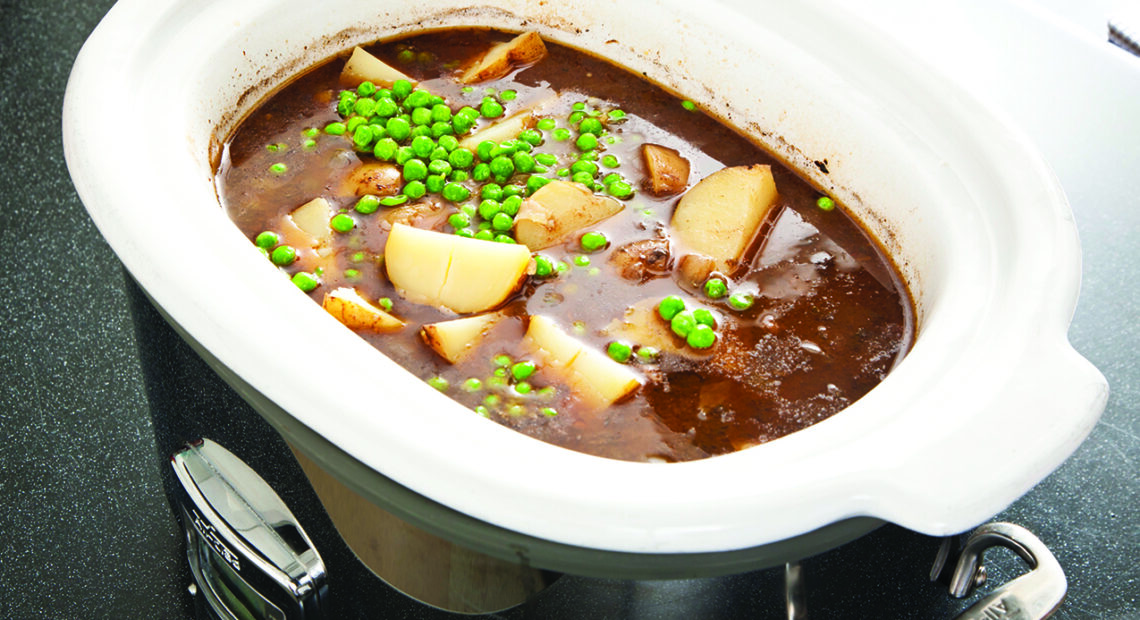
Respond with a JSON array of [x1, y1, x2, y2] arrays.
[[939, 523, 1067, 620]]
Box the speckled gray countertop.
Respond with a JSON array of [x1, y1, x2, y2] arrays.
[[1, 1, 1136, 618]]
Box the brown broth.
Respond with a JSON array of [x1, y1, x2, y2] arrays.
[[215, 29, 914, 462]]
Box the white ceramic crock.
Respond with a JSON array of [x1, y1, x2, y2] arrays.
[[64, 0, 1107, 576]]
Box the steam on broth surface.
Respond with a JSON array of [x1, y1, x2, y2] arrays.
[[216, 29, 913, 462]]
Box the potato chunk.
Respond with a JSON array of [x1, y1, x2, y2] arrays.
[[385, 224, 530, 313], [641, 144, 690, 196], [524, 316, 642, 408], [289, 197, 333, 245], [459, 31, 547, 84], [670, 165, 779, 275], [340, 162, 401, 197], [340, 46, 413, 87], [322, 287, 404, 333], [514, 181, 623, 250], [421, 312, 506, 363]]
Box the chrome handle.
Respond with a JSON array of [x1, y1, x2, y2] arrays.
[[945, 523, 1067, 620]]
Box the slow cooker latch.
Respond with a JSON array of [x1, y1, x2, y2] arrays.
[[934, 522, 1067, 620]]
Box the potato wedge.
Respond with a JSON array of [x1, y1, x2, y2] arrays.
[[340, 162, 401, 197], [459, 31, 547, 84], [340, 46, 414, 87], [670, 165, 778, 275], [289, 197, 333, 245], [514, 181, 623, 250], [421, 311, 505, 363], [322, 287, 404, 333], [384, 223, 530, 313], [641, 144, 690, 196], [525, 315, 642, 408]]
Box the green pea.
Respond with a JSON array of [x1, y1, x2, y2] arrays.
[[480, 98, 504, 118], [291, 271, 319, 292], [513, 381, 532, 395], [411, 135, 435, 158], [476, 140, 496, 162], [494, 234, 516, 244], [575, 133, 598, 151], [385, 117, 411, 141], [571, 171, 594, 186], [608, 109, 627, 122], [540, 407, 558, 417], [499, 89, 518, 101], [269, 163, 288, 176], [427, 376, 449, 391], [270, 245, 297, 266], [729, 292, 754, 311], [568, 111, 586, 124], [254, 231, 278, 249], [474, 229, 494, 241], [450, 170, 470, 183], [373, 138, 398, 160], [692, 308, 716, 328], [472, 163, 491, 181], [526, 175, 551, 195], [481, 183, 503, 201], [343, 268, 361, 281], [658, 295, 686, 321], [602, 154, 620, 168], [670, 311, 697, 338], [430, 103, 452, 122], [704, 278, 727, 299], [578, 117, 603, 135], [478, 199, 502, 220], [345, 116, 367, 134], [511, 361, 535, 381], [410, 107, 431, 125], [352, 125, 373, 148], [533, 254, 554, 277], [429, 146, 449, 162], [410, 125, 432, 139], [438, 135, 459, 152], [403, 158, 428, 181], [501, 185, 523, 199], [686, 324, 716, 349], [403, 180, 426, 199], [404, 89, 432, 108], [636, 346, 660, 363], [491, 212, 514, 231], [330, 213, 355, 233], [681, 100, 696, 111], [463, 378, 483, 392], [501, 195, 522, 216], [325, 121, 347, 135], [570, 160, 598, 176], [425, 174, 446, 193], [377, 297, 393, 312], [552, 128, 571, 141], [513, 151, 535, 174], [483, 393, 502, 406], [394, 146, 415, 165], [375, 97, 398, 117], [441, 182, 470, 203], [607, 341, 632, 363], [380, 195, 408, 206], [448, 212, 470, 229], [817, 196, 836, 211], [607, 181, 633, 199], [536, 118, 557, 131], [579, 231, 607, 252], [517, 129, 542, 146], [455, 228, 475, 238], [448, 148, 474, 169], [474, 405, 490, 417], [573, 255, 590, 267], [534, 152, 558, 167], [489, 155, 514, 179], [353, 96, 377, 117], [428, 159, 452, 176]]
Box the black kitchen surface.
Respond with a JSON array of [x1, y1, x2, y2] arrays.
[[1, 1, 1136, 618]]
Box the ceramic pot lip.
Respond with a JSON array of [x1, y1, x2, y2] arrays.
[[63, 0, 1107, 558]]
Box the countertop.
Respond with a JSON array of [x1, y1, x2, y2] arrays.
[[1, 0, 1136, 618]]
